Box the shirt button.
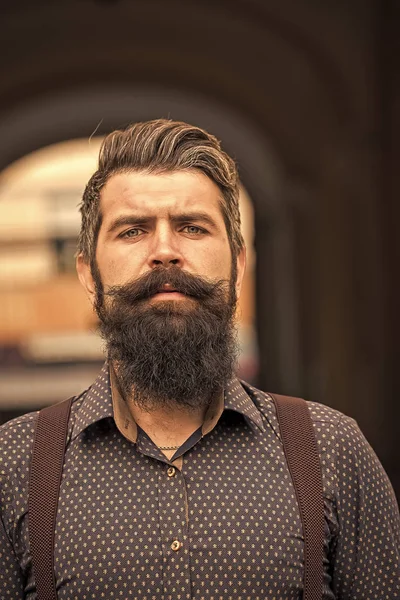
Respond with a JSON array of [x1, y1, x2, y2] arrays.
[[167, 466, 176, 477], [171, 540, 182, 552]]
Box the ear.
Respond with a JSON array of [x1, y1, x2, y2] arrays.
[[76, 253, 96, 307], [235, 246, 246, 299]]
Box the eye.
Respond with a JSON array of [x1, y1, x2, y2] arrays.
[[181, 225, 206, 235], [120, 228, 144, 239]]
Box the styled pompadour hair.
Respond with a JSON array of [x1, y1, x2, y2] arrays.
[[78, 119, 244, 271]]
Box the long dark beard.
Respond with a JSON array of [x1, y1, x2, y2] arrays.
[[93, 265, 239, 411]]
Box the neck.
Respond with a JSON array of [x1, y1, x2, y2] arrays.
[[127, 394, 209, 450]]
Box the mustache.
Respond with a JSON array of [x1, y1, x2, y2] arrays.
[[96, 266, 229, 305]]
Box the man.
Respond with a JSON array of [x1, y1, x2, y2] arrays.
[[0, 119, 399, 599]]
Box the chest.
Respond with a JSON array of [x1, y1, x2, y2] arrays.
[[49, 427, 307, 598], [19, 422, 336, 599]]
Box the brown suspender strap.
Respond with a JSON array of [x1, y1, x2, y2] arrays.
[[28, 394, 323, 600], [28, 397, 73, 600], [271, 394, 324, 600]]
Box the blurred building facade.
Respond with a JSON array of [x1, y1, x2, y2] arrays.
[[0, 0, 399, 498]]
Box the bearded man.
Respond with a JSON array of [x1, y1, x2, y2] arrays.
[[0, 120, 399, 600]]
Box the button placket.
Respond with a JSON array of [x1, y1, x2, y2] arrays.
[[158, 462, 190, 598]]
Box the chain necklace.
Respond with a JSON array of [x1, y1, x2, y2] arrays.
[[158, 445, 180, 451]]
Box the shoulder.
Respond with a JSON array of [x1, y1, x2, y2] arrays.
[[0, 410, 39, 470], [241, 380, 366, 457], [241, 379, 350, 428], [241, 381, 396, 501], [0, 395, 83, 476], [0, 411, 40, 518]]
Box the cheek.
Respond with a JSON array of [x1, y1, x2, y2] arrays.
[[97, 247, 143, 286], [190, 243, 232, 280]]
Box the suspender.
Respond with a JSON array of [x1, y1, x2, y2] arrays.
[[29, 393, 324, 600], [270, 394, 324, 600], [28, 398, 73, 600]]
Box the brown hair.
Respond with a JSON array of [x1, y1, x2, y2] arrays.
[[78, 119, 244, 271]]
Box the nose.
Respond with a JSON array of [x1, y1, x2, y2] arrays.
[[147, 227, 184, 268]]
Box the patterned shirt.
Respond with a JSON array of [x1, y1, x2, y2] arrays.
[[0, 362, 399, 599]]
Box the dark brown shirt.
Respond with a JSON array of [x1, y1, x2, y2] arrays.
[[1, 362, 399, 599]]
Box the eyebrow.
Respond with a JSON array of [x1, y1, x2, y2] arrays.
[[106, 212, 219, 235], [170, 212, 219, 229], [106, 215, 151, 235]]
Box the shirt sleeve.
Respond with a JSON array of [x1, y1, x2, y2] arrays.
[[0, 513, 25, 599], [331, 415, 400, 599]]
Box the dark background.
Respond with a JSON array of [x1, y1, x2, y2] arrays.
[[0, 0, 399, 499]]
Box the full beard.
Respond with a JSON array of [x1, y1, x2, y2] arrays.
[[93, 264, 239, 412]]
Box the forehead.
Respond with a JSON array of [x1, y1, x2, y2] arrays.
[[99, 170, 224, 219]]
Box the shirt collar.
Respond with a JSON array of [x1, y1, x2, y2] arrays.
[[71, 361, 114, 441], [223, 378, 265, 432], [71, 362, 265, 441]]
